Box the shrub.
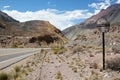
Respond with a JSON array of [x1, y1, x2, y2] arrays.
[[29, 37, 37, 43], [89, 71, 102, 80], [13, 72, 19, 79], [112, 44, 120, 54], [89, 53, 94, 57], [14, 66, 21, 73], [0, 72, 9, 80], [12, 43, 18, 48], [55, 71, 63, 80], [72, 67, 77, 73], [13, 66, 21, 79], [106, 57, 120, 71], [72, 46, 85, 54], [52, 47, 67, 54]]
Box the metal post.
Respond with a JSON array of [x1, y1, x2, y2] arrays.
[[97, 18, 109, 70], [102, 32, 105, 70]]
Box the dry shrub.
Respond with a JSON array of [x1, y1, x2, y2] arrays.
[[0, 72, 9, 80], [14, 66, 21, 73], [13, 66, 21, 79], [73, 46, 85, 53], [89, 53, 94, 57], [52, 46, 67, 54], [55, 71, 63, 80], [90, 62, 99, 69], [89, 71, 102, 80], [106, 57, 120, 71], [12, 43, 18, 48], [112, 44, 120, 54], [72, 67, 77, 73]]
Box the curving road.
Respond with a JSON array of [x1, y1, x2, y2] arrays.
[[0, 51, 38, 62], [0, 48, 50, 70]]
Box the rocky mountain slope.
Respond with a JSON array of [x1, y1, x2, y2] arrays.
[[0, 11, 67, 48], [63, 4, 120, 40], [0, 11, 19, 22]]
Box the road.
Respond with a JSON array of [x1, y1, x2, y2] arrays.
[[0, 48, 40, 62], [0, 48, 50, 70], [0, 48, 40, 56]]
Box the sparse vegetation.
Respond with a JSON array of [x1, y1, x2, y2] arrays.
[[89, 53, 94, 57], [52, 46, 67, 54], [72, 67, 77, 73], [45, 56, 50, 63], [57, 55, 65, 62], [12, 43, 18, 48], [12, 65, 21, 79], [55, 71, 63, 80], [68, 61, 78, 73], [93, 62, 99, 69], [106, 57, 120, 71], [0, 66, 23, 80], [0, 50, 45, 80], [75, 34, 87, 41], [0, 72, 9, 80], [89, 71, 102, 80], [14, 66, 21, 73], [112, 45, 120, 54], [72, 45, 85, 54]]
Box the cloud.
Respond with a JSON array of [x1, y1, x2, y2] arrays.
[[3, 5, 10, 9], [47, 1, 56, 6], [88, 0, 110, 14], [116, 0, 120, 3], [2, 9, 92, 30]]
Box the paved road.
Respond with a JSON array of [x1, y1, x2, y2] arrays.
[[0, 48, 40, 56], [0, 50, 39, 62], [0, 48, 50, 69]]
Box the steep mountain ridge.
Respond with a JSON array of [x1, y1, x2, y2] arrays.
[[63, 4, 120, 40], [0, 11, 19, 22]]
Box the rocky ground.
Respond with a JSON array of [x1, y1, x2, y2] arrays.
[[0, 40, 120, 80], [23, 44, 120, 80]]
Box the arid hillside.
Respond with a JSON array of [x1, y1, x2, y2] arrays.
[[0, 11, 67, 48]]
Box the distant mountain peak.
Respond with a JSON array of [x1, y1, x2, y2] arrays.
[[0, 11, 19, 22], [63, 4, 120, 40]]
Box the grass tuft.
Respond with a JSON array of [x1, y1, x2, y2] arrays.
[[0, 72, 9, 80], [52, 47, 67, 54], [55, 71, 63, 80], [14, 66, 21, 73]]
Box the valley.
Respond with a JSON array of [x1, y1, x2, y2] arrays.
[[0, 3, 120, 80]]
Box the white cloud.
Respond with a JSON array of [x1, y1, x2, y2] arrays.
[[2, 9, 92, 30], [47, 1, 56, 6], [116, 0, 120, 3], [3, 5, 10, 9], [88, 0, 110, 14]]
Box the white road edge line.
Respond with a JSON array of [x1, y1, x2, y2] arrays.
[[0, 50, 40, 70]]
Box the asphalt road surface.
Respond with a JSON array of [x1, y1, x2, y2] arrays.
[[0, 48, 49, 69], [0, 50, 39, 62]]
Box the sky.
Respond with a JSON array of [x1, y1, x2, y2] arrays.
[[0, 0, 120, 30]]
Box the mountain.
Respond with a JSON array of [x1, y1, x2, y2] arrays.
[[63, 4, 120, 40], [19, 20, 67, 47], [0, 11, 67, 48], [0, 11, 19, 22], [0, 11, 21, 35]]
